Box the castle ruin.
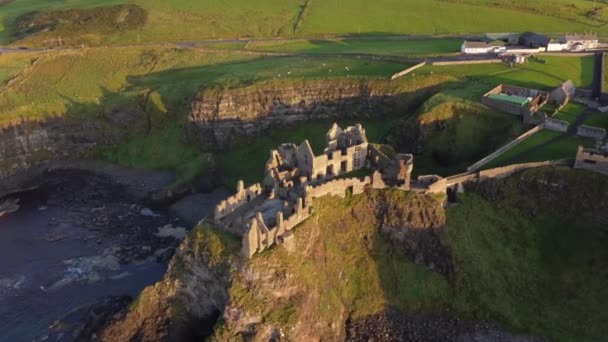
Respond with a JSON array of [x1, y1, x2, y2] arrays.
[[213, 123, 446, 258]]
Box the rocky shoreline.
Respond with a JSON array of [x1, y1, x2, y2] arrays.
[[0, 162, 223, 341]]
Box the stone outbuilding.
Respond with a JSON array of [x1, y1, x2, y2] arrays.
[[519, 32, 550, 48], [550, 80, 576, 107]]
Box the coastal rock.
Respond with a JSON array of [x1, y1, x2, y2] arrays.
[[0, 198, 20, 217]]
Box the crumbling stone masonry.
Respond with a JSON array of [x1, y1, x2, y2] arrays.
[[214, 181, 263, 221]]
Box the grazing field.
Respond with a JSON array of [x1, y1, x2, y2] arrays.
[[3, 0, 608, 46], [0, 47, 405, 124], [244, 38, 462, 57], [420, 56, 594, 95], [300, 0, 605, 37]]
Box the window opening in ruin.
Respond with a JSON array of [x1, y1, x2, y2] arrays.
[[584, 159, 598, 164], [247, 194, 251, 202], [341, 161, 347, 172]]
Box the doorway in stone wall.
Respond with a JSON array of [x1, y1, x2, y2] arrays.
[[327, 165, 334, 177]]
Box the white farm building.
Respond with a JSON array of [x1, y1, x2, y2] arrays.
[[461, 41, 505, 54]]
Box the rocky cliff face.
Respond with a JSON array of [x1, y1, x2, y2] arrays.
[[214, 190, 449, 341], [98, 224, 240, 341], [187, 79, 435, 149], [0, 112, 146, 197]]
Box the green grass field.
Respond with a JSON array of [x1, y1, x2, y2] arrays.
[[553, 102, 587, 124], [3, 0, 608, 46], [584, 112, 608, 130], [243, 38, 462, 57], [486, 129, 593, 168]]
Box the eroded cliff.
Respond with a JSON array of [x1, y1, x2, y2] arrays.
[[0, 111, 147, 196], [187, 78, 443, 149]]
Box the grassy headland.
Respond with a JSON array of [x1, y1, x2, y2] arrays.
[[218, 167, 608, 341]]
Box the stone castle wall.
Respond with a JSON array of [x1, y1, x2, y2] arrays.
[[214, 181, 263, 220], [306, 176, 372, 199]]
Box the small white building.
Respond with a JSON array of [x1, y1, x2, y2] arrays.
[[461, 41, 505, 55], [559, 34, 599, 51], [546, 41, 568, 52]]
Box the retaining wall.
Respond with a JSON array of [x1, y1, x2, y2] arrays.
[[391, 62, 426, 80], [575, 88, 594, 99], [430, 59, 501, 66], [544, 118, 570, 133], [577, 124, 607, 140], [467, 124, 543, 172], [478, 160, 569, 179]]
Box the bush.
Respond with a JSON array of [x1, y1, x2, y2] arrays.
[[13, 4, 148, 39]]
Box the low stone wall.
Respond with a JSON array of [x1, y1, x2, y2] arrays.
[[445, 172, 477, 186], [306, 176, 371, 199], [430, 59, 501, 66], [478, 160, 570, 179], [575, 88, 594, 99], [467, 124, 543, 172], [413, 175, 447, 194], [391, 62, 426, 80], [544, 117, 570, 133], [577, 124, 607, 140], [214, 182, 263, 220]]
